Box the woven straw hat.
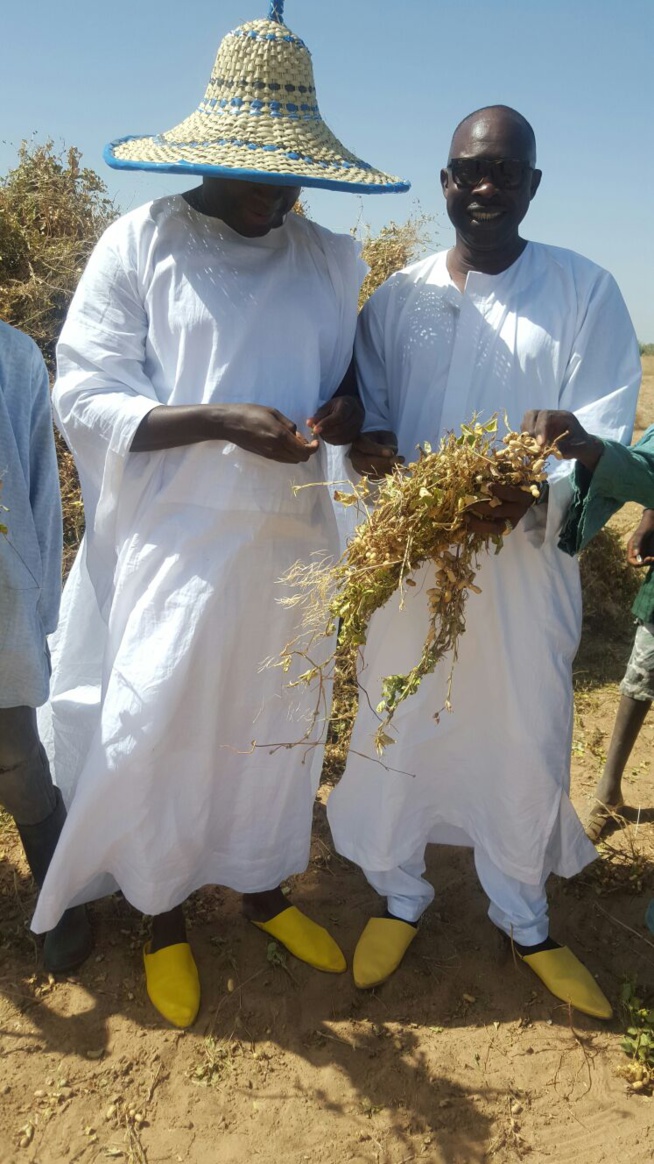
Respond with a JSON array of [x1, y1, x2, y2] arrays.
[[104, 1, 409, 194]]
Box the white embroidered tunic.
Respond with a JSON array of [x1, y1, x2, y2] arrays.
[[32, 197, 364, 930], [327, 244, 641, 886]]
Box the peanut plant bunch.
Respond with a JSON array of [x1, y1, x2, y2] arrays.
[[279, 417, 553, 755]]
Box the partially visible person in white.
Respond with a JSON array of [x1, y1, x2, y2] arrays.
[[327, 105, 641, 1020], [0, 319, 92, 974]]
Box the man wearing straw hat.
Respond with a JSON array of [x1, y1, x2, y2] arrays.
[[328, 105, 640, 1019], [31, 2, 408, 1027]]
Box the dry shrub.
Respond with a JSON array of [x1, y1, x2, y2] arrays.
[[0, 141, 116, 564], [576, 527, 642, 685], [0, 140, 116, 374], [580, 526, 641, 634], [356, 209, 433, 308]]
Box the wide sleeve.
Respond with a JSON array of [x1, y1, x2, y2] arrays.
[[54, 229, 161, 491], [355, 286, 393, 434], [308, 226, 368, 548], [539, 268, 642, 544], [54, 223, 161, 607], [302, 222, 367, 402], [559, 427, 654, 554], [590, 428, 654, 509], [29, 346, 62, 633], [549, 270, 641, 485]]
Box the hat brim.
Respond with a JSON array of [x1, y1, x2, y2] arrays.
[[104, 136, 410, 194]]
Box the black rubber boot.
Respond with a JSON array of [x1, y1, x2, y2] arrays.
[[16, 788, 93, 975]]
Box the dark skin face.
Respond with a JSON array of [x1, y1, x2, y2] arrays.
[[441, 111, 542, 281], [184, 176, 301, 238]]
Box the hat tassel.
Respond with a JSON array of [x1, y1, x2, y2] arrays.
[[268, 1, 285, 23]]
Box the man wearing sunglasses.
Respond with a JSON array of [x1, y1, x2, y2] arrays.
[[328, 105, 641, 1019]]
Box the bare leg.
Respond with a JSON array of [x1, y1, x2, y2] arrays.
[[242, 887, 288, 922], [585, 694, 651, 840], [144, 905, 199, 1028], [242, 887, 346, 973], [150, 904, 187, 952]]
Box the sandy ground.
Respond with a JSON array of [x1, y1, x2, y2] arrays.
[[1, 361, 653, 1164]]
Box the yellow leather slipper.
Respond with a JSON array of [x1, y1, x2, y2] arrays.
[[519, 945, 613, 1019], [251, 906, 346, 973], [353, 917, 417, 989], [143, 941, 201, 1028]]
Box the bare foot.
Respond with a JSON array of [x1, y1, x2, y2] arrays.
[[242, 887, 289, 923], [150, 905, 187, 953]]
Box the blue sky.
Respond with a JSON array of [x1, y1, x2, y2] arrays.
[[1, 0, 652, 339]]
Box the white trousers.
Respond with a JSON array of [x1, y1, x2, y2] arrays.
[[363, 844, 549, 947]]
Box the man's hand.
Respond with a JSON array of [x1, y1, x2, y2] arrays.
[[221, 404, 319, 463], [348, 431, 403, 478], [627, 509, 654, 567], [521, 409, 604, 471], [307, 395, 363, 446], [466, 483, 535, 536]]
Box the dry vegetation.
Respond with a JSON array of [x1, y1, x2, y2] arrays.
[[0, 141, 116, 373], [281, 421, 551, 753], [0, 142, 116, 570], [356, 211, 433, 308]]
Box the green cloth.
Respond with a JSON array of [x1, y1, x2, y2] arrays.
[[632, 563, 654, 624], [559, 424, 654, 622]]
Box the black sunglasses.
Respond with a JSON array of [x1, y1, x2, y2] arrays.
[[448, 157, 534, 191]]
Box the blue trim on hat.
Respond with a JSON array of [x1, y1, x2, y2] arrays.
[[230, 26, 306, 49], [152, 134, 375, 171], [197, 98, 320, 117], [103, 140, 410, 194]]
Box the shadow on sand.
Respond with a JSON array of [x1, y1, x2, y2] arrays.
[[2, 800, 653, 1162]]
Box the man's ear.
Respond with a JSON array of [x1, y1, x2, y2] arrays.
[[529, 169, 542, 200], [440, 168, 449, 194]]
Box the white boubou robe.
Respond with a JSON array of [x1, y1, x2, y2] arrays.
[[32, 197, 365, 931], [327, 244, 641, 888]]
